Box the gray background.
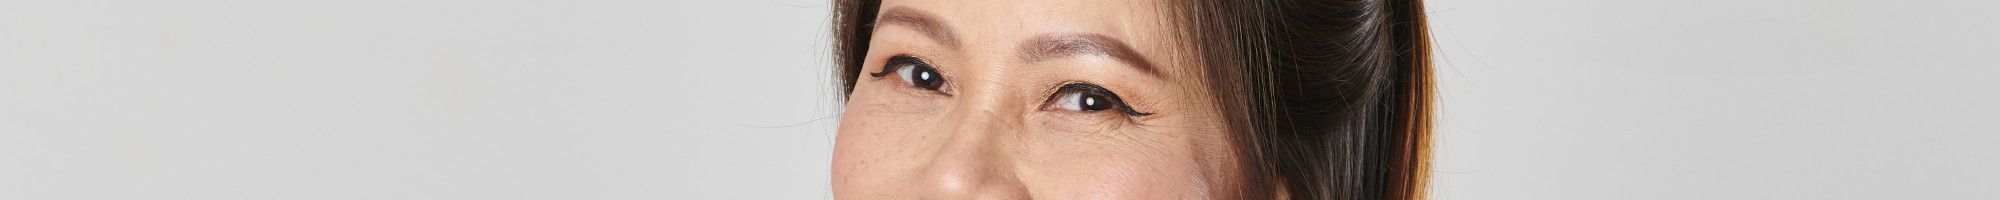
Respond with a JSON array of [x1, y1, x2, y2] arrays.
[[0, 0, 1993, 199]]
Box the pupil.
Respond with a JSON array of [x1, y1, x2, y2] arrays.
[[1079, 94, 1112, 111], [912, 67, 940, 89]]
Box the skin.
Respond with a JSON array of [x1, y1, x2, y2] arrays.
[[832, 0, 1240, 199]]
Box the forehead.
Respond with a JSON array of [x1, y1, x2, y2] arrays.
[[878, 0, 1193, 78]]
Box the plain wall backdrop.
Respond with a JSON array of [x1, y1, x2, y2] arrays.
[[1, 0, 1994, 199]]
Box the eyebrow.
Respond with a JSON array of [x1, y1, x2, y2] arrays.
[[1019, 34, 1164, 78], [874, 7, 960, 48], [875, 7, 1162, 78]]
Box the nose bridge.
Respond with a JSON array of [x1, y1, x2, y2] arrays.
[[917, 72, 1028, 199], [939, 60, 1022, 138], [944, 97, 1011, 135]]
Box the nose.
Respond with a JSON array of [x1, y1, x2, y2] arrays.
[[917, 108, 1030, 199]]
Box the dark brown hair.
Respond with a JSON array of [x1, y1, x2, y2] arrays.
[[833, 0, 1432, 199]]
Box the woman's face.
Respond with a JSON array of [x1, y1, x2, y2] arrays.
[[832, 0, 1238, 199]]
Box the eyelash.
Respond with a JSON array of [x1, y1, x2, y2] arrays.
[[870, 55, 950, 94], [870, 55, 1153, 117]]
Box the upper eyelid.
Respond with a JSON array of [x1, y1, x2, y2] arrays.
[[1047, 82, 1115, 101], [870, 55, 947, 79]]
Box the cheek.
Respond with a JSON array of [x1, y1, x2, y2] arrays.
[[1012, 131, 1221, 199], [1022, 149, 1215, 199], [1015, 115, 1240, 199], [831, 90, 936, 197]]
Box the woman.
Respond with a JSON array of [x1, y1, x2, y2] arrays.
[[830, 0, 1433, 199]]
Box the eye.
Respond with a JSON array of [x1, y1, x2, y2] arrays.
[[870, 55, 948, 93], [1044, 83, 1152, 116], [1054, 92, 1114, 112]]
